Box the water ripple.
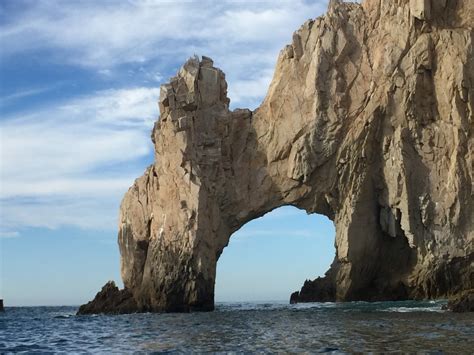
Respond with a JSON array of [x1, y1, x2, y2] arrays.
[[1, 301, 473, 353]]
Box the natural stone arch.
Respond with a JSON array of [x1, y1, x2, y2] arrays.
[[79, 0, 473, 314]]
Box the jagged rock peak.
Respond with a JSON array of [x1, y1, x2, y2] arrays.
[[79, 0, 474, 314], [158, 55, 229, 115]]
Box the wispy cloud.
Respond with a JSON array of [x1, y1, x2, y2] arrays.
[[1, 197, 123, 230], [1, 87, 158, 171], [228, 69, 275, 109], [0, 87, 54, 105], [0, 87, 159, 230], [1, 1, 326, 67], [0, 230, 20, 239], [0, 0, 327, 107]]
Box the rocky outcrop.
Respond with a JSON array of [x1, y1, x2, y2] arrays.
[[291, 261, 338, 303], [80, 0, 473, 313], [443, 289, 474, 312], [77, 281, 137, 315]]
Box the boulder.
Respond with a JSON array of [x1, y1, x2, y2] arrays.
[[444, 290, 474, 313], [77, 281, 138, 315]]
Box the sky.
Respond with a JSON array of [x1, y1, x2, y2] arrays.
[[0, 0, 335, 306]]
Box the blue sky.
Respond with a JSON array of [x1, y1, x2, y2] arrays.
[[0, 0, 334, 306]]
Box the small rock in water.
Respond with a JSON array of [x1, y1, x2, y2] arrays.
[[318, 347, 340, 353], [443, 290, 474, 312], [77, 281, 138, 315]]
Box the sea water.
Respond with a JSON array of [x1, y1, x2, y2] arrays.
[[1, 300, 473, 353]]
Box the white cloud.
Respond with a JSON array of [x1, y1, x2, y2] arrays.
[[1, 1, 327, 67], [1, 89, 158, 182], [1, 177, 137, 199], [1, 0, 328, 107], [1, 197, 122, 231], [0, 87, 52, 105], [0, 231, 19, 239], [98, 69, 112, 77], [228, 69, 275, 109], [0, 87, 159, 230]]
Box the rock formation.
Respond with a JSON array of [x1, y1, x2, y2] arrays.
[[78, 281, 137, 315], [443, 289, 474, 312], [78, 0, 473, 314]]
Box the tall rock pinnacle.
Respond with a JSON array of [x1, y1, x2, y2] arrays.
[[79, 0, 473, 314]]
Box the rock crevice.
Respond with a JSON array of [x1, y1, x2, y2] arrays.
[[79, 0, 473, 314]]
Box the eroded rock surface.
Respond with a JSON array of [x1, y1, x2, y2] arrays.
[[443, 289, 474, 312], [80, 0, 473, 313], [77, 281, 137, 315]]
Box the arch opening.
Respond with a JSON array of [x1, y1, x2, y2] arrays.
[[215, 206, 335, 303]]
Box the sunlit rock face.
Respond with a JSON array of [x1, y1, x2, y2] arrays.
[[79, 0, 473, 313]]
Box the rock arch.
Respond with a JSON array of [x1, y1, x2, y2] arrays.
[[79, 0, 473, 314]]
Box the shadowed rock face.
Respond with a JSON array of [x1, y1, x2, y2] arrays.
[[443, 289, 474, 312], [79, 0, 473, 314], [77, 281, 137, 315]]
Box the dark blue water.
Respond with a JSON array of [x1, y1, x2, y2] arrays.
[[1, 301, 473, 353]]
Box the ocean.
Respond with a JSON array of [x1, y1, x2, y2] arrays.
[[1, 300, 473, 353]]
